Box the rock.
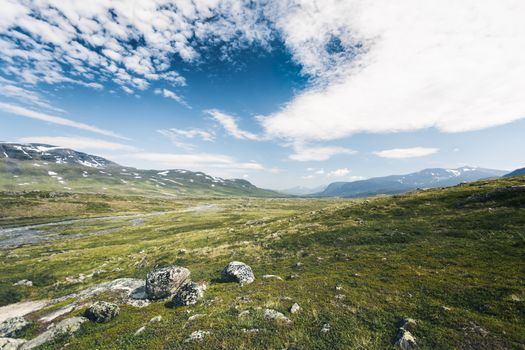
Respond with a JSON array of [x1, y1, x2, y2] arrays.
[[149, 315, 162, 323], [145, 266, 190, 299], [171, 282, 205, 307], [184, 330, 210, 343], [395, 329, 417, 349], [12, 280, 32, 287], [238, 310, 250, 318], [134, 326, 146, 336], [263, 309, 292, 324], [0, 317, 29, 337], [293, 262, 303, 269], [222, 262, 255, 286], [287, 274, 299, 280], [262, 274, 283, 281], [290, 303, 302, 314], [84, 301, 120, 323], [321, 323, 331, 333], [394, 318, 417, 349], [20, 317, 87, 350], [335, 294, 346, 301], [188, 314, 206, 321], [0, 337, 27, 350]]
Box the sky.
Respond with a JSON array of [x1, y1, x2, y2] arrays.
[[1, 0, 524, 190]]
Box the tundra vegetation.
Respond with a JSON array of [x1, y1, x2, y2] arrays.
[[0, 175, 524, 349]]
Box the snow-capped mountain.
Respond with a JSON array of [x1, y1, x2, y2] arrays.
[[316, 167, 506, 198], [0, 143, 278, 197]]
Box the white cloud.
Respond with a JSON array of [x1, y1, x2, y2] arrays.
[[206, 109, 261, 141], [154, 88, 190, 108], [326, 168, 351, 178], [373, 147, 439, 159], [157, 128, 214, 150], [0, 77, 63, 112], [259, 0, 525, 142], [289, 144, 356, 161], [129, 152, 264, 172], [17, 136, 137, 151], [0, 102, 127, 140]]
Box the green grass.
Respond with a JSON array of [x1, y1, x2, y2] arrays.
[[1, 177, 524, 349]]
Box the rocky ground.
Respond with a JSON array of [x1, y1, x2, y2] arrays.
[[0, 176, 524, 349]]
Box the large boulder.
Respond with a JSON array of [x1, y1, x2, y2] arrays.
[[0, 316, 29, 337], [145, 266, 190, 300], [222, 261, 255, 286], [171, 282, 206, 307], [84, 301, 120, 323]]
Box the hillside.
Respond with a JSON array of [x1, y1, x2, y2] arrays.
[[0, 176, 524, 349], [504, 167, 525, 178], [316, 167, 506, 198], [0, 143, 278, 198]]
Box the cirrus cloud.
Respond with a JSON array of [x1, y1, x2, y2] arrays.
[[373, 147, 439, 159]]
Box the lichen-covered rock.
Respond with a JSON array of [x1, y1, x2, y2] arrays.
[[0, 337, 27, 350], [394, 318, 418, 349], [20, 317, 87, 350], [222, 261, 254, 286], [171, 282, 206, 306], [263, 309, 292, 324], [84, 301, 120, 323], [0, 316, 29, 337], [145, 266, 190, 299], [184, 330, 210, 343]]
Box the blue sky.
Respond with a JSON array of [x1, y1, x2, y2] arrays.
[[1, 1, 524, 189]]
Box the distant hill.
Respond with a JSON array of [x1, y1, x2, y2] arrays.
[[0, 142, 280, 197], [504, 167, 525, 178], [279, 184, 327, 196], [315, 167, 506, 198]]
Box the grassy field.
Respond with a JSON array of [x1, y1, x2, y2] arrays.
[[0, 176, 524, 349]]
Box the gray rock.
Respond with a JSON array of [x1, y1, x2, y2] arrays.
[[290, 303, 302, 314], [184, 330, 210, 343], [394, 318, 417, 349], [145, 266, 190, 299], [263, 309, 292, 324], [0, 317, 29, 337], [20, 317, 87, 349], [222, 261, 255, 286], [238, 310, 250, 318], [171, 282, 205, 307], [84, 301, 119, 323], [12, 280, 32, 287], [0, 337, 27, 350], [321, 323, 331, 333], [262, 274, 283, 281]]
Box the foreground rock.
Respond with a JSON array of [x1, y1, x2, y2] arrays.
[[263, 309, 292, 325], [184, 330, 211, 343], [146, 266, 190, 299], [394, 318, 417, 349], [222, 261, 255, 286], [0, 337, 27, 350], [84, 301, 120, 323], [171, 282, 206, 307], [20, 317, 87, 350], [0, 317, 29, 337]]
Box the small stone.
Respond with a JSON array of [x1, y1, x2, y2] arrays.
[[238, 310, 250, 318], [290, 303, 302, 314], [188, 314, 206, 321], [171, 282, 206, 306], [335, 294, 346, 301], [0, 317, 29, 337], [335, 284, 343, 291], [321, 323, 331, 333], [149, 316, 162, 323], [262, 274, 283, 281], [134, 326, 146, 336], [287, 274, 299, 280], [145, 266, 190, 300], [395, 329, 417, 349], [13, 280, 32, 287], [184, 330, 210, 343], [263, 309, 292, 325], [84, 301, 120, 323], [222, 261, 255, 286], [293, 262, 303, 268]]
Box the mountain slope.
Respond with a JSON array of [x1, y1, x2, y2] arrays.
[[504, 167, 525, 178], [279, 184, 327, 196], [316, 167, 506, 198], [0, 142, 279, 197]]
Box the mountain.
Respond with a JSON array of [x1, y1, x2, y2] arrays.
[[504, 167, 525, 178], [0, 142, 279, 197], [279, 184, 327, 196], [315, 167, 506, 198]]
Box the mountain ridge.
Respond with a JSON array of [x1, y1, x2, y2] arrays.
[[0, 142, 279, 197], [315, 166, 506, 198]]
